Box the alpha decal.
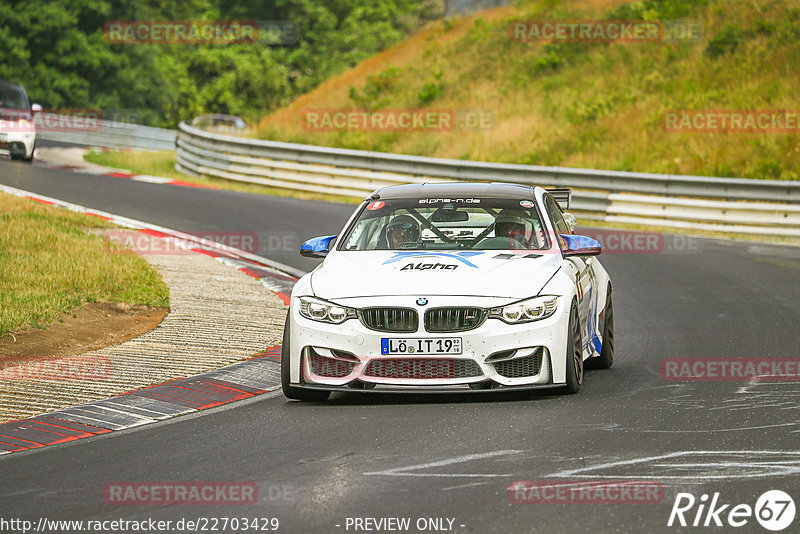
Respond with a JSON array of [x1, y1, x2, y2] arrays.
[[383, 251, 484, 268], [400, 263, 458, 271]]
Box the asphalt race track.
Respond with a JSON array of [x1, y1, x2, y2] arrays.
[[2, 156, 800, 533]]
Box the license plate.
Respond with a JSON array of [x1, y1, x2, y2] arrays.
[[381, 337, 462, 355]]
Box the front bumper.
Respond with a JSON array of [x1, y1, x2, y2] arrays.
[[0, 130, 35, 159], [287, 295, 570, 392]]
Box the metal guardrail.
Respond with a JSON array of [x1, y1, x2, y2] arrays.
[[38, 119, 176, 151], [175, 121, 800, 237]]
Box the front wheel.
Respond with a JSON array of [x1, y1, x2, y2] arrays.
[[281, 314, 330, 402], [561, 303, 583, 394]]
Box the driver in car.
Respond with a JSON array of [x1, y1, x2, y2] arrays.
[[494, 210, 529, 247], [387, 214, 421, 249]]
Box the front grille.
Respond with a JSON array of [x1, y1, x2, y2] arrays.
[[307, 353, 356, 378], [364, 358, 482, 379], [493, 352, 544, 378], [360, 308, 418, 333], [424, 307, 486, 332]]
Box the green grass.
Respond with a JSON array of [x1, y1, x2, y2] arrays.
[[84, 149, 362, 205], [0, 193, 170, 336], [255, 0, 800, 181], [85, 149, 186, 181]]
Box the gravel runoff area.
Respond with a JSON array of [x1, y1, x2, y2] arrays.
[[0, 252, 287, 422]]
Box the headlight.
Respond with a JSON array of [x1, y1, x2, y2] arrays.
[[298, 296, 357, 324], [489, 296, 558, 324]]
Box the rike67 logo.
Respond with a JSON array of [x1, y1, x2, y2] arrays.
[[668, 490, 796, 531]]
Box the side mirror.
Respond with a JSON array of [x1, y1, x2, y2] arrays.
[[563, 212, 577, 232], [31, 103, 42, 113], [300, 235, 337, 258], [561, 234, 601, 257]]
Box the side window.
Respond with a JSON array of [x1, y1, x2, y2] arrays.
[[544, 195, 569, 248], [343, 216, 385, 250], [0, 87, 28, 109]]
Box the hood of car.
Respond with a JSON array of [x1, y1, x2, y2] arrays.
[[310, 250, 562, 299]]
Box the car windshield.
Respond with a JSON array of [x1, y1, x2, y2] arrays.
[[340, 197, 549, 251], [0, 85, 29, 110]]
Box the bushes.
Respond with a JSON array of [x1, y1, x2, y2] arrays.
[[705, 24, 742, 58], [0, 0, 441, 127]]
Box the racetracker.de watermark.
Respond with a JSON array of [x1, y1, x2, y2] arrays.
[[104, 230, 263, 255], [104, 482, 260, 505], [661, 358, 800, 382], [509, 19, 702, 43], [0, 356, 112, 381], [509, 480, 663, 504], [103, 20, 299, 45], [663, 110, 800, 133], [0, 109, 101, 133], [302, 109, 494, 132], [104, 21, 257, 44], [579, 229, 699, 254]]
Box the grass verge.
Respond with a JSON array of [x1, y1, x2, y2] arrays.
[[83, 149, 363, 205], [0, 192, 170, 336]]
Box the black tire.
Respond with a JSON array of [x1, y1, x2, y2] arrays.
[[561, 303, 583, 394], [10, 150, 33, 162], [281, 315, 330, 402], [594, 286, 614, 369]]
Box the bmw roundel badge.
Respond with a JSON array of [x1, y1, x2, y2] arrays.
[[416, 297, 428, 306]]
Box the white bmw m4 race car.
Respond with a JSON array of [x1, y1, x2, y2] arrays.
[[282, 182, 614, 401]]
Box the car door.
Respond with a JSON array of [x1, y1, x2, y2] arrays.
[[544, 194, 599, 356]]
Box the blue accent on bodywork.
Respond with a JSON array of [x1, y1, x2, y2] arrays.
[[382, 251, 484, 268], [583, 278, 597, 355], [578, 260, 600, 356], [591, 334, 602, 354], [301, 235, 337, 254], [561, 234, 602, 253]]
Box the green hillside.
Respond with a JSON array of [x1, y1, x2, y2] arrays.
[[257, 0, 800, 181]]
